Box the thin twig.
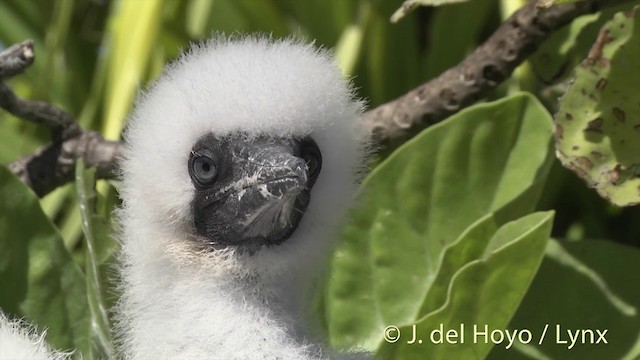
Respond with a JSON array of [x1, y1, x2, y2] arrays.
[[363, 0, 633, 143], [0, 39, 81, 141], [0, 83, 81, 141], [0, 40, 35, 79], [1, 39, 117, 196]]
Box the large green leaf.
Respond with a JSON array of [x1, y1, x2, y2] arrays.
[[0, 164, 89, 355], [490, 239, 640, 360], [103, 0, 164, 141], [555, 8, 640, 206], [325, 93, 554, 350], [379, 211, 553, 360]]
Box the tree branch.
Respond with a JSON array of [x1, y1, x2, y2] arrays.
[[8, 131, 121, 197], [363, 0, 634, 143], [0, 40, 34, 79], [0, 0, 635, 196], [0, 41, 121, 197], [0, 83, 82, 141]]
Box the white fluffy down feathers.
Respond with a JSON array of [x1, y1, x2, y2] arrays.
[[119, 35, 368, 279], [0, 35, 370, 360], [0, 313, 70, 360], [116, 36, 370, 359]]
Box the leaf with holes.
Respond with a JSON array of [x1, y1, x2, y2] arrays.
[[555, 8, 640, 206]]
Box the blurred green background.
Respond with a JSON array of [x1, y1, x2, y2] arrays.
[[1, 1, 639, 359]]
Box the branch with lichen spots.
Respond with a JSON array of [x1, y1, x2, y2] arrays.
[[363, 0, 635, 143]]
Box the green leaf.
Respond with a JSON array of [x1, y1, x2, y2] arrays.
[[528, 2, 639, 83], [0, 164, 90, 355], [362, 0, 422, 106], [102, 0, 164, 140], [272, 0, 359, 46], [379, 211, 553, 360], [186, 0, 216, 38], [335, 1, 370, 76], [325, 93, 554, 350], [229, 0, 290, 38], [391, 0, 471, 23], [423, 0, 497, 80], [489, 239, 640, 360], [555, 8, 640, 206], [529, 12, 599, 83], [76, 161, 116, 359], [414, 213, 499, 318], [0, 1, 45, 58]]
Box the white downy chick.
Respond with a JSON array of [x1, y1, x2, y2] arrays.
[[0, 313, 70, 360], [116, 36, 371, 359], [0, 35, 370, 360]]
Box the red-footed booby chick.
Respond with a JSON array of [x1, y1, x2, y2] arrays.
[[116, 36, 371, 359]]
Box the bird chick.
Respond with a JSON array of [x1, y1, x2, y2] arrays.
[[116, 36, 370, 359], [0, 313, 70, 360]]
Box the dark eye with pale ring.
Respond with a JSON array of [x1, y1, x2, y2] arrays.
[[190, 155, 218, 186]]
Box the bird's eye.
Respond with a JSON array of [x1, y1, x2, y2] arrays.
[[300, 139, 322, 180], [191, 155, 218, 185]]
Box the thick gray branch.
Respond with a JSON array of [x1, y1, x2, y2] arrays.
[[363, 0, 634, 143], [8, 132, 121, 197]]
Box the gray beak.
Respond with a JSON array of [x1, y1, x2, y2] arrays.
[[189, 134, 320, 251]]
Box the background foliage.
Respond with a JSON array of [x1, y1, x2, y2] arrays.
[[0, 0, 639, 359]]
